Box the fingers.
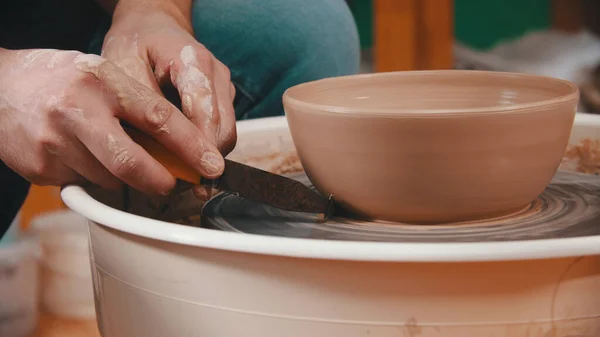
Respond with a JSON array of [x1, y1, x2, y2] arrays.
[[230, 82, 236, 100], [114, 56, 163, 94], [46, 167, 87, 186], [26, 160, 85, 187], [73, 52, 226, 198], [170, 45, 220, 144], [101, 35, 163, 94], [192, 185, 213, 202], [212, 59, 237, 155], [88, 59, 225, 179], [30, 128, 121, 189], [60, 136, 123, 189], [101, 41, 237, 156], [74, 116, 176, 196]]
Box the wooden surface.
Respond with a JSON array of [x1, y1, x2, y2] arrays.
[[416, 0, 454, 71], [373, 0, 454, 72], [20, 185, 66, 230], [36, 314, 100, 337], [552, 0, 584, 33], [22, 188, 98, 337], [373, 0, 417, 71]]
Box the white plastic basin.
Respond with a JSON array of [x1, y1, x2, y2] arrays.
[[0, 235, 41, 337]]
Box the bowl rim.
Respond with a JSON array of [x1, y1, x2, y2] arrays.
[[60, 114, 600, 263], [282, 70, 580, 116]]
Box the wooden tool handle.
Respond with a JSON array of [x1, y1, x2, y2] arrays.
[[124, 127, 202, 185]]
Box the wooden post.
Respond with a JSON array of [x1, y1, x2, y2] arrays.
[[373, 0, 418, 72], [373, 0, 454, 72], [416, 0, 454, 70], [20, 186, 66, 230], [552, 0, 584, 32]]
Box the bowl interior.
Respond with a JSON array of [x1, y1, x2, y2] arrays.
[[284, 71, 578, 114]]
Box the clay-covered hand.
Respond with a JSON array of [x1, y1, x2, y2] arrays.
[[0, 48, 224, 195], [101, 6, 237, 155]]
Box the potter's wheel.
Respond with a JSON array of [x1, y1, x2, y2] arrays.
[[61, 113, 600, 337], [201, 170, 600, 243]]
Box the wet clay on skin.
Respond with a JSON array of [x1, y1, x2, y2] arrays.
[[175, 45, 213, 123], [283, 70, 580, 223]]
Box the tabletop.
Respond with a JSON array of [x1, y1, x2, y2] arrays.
[[36, 314, 100, 337]]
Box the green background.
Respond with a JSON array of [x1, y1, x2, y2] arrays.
[[348, 0, 551, 50]]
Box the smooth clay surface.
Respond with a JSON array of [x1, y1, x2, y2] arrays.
[[283, 70, 580, 223]]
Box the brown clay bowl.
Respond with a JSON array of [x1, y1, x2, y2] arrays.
[[282, 70, 580, 223]]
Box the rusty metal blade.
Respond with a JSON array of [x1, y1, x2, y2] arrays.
[[201, 159, 333, 216]]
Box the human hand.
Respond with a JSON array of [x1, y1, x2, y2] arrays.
[[0, 48, 225, 195], [101, 7, 237, 155]]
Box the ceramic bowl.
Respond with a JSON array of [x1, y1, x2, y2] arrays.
[[283, 70, 580, 223]]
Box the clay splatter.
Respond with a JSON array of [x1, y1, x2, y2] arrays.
[[23, 50, 53, 69], [106, 133, 135, 172], [176, 45, 213, 118], [180, 45, 197, 67], [403, 317, 422, 337], [74, 54, 105, 74]]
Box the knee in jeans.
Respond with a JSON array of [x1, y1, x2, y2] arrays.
[[190, 0, 361, 118], [191, 0, 360, 80], [275, 1, 361, 80]]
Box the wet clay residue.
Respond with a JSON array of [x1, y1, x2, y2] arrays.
[[256, 139, 600, 177], [240, 151, 303, 175], [561, 138, 600, 175], [270, 152, 303, 175]]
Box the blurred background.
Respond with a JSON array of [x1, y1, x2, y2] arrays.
[[350, 0, 596, 74]]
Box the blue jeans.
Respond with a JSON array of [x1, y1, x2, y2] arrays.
[[90, 0, 360, 120]]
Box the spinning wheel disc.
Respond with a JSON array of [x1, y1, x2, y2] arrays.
[[201, 171, 600, 243]]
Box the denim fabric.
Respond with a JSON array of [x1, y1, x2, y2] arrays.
[[89, 0, 360, 120], [191, 0, 360, 119], [0, 213, 20, 247]]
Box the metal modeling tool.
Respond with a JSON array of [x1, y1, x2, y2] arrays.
[[124, 127, 334, 220]]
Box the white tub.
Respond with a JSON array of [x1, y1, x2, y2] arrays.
[[61, 114, 600, 337], [30, 209, 96, 318], [0, 235, 41, 337]]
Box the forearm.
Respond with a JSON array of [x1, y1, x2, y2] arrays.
[[112, 0, 193, 32]]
